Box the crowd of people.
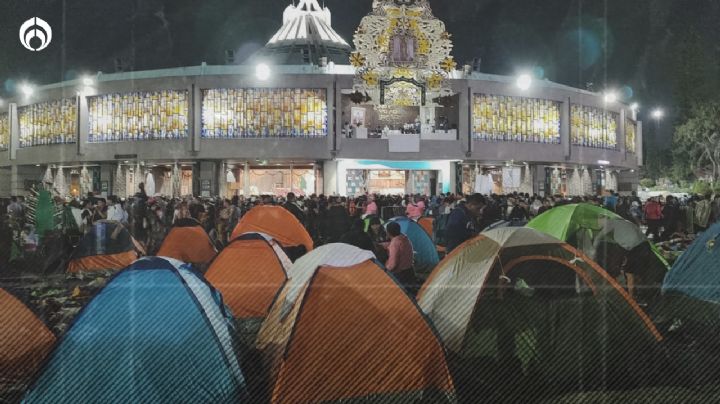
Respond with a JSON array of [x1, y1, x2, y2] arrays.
[[3, 184, 720, 282]]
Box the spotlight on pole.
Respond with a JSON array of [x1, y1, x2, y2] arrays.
[[604, 91, 617, 104], [255, 63, 271, 81], [516, 74, 532, 91]]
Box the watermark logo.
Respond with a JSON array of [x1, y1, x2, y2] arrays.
[[19, 17, 52, 51]]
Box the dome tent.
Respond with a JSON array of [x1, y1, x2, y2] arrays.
[[386, 216, 440, 280], [67, 221, 141, 274], [528, 203, 668, 305], [257, 244, 456, 403], [0, 289, 55, 401], [24, 257, 248, 403], [157, 221, 218, 267], [418, 228, 663, 402], [231, 205, 313, 261], [206, 233, 291, 341]]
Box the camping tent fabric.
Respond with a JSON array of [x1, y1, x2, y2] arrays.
[[24, 257, 248, 403], [418, 228, 662, 400], [67, 221, 139, 274], [660, 222, 720, 332], [663, 222, 720, 304], [0, 289, 55, 386], [206, 233, 291, 319], [386, 217, 440, 279], [528, 203, 668, 303], [256, 244, 456, 404], [231, 206, 313, 252], [157, 225, 217, 266], [418, 217, 434, 238]]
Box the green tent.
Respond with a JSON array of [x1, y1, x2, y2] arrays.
[[527, 204, 668, 305]]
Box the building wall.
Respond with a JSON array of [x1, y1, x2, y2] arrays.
[[0, 66, 642, 197]]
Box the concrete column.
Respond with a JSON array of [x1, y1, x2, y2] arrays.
[[243, 163, 250, 196], [561, 98, 571, 159], [619, 108, 626, 161], [459, 87, 472, 155], [218, 161, 227, 198], [192, 83, 202, 152], [637, 121, 643, 166], [9, 103, 18, 161], [78, 95, 88, 156], [333, 79, 342, 152], [10, 165, 20, 196]]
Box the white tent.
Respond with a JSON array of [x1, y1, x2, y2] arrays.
[[54, 168, 67, 197], [145, 171, 156, 196]]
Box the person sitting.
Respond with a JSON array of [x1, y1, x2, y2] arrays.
[[384, 222, 416, 294]]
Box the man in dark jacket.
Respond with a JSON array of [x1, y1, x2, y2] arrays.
[[446, 194, 485, 253], [322, 197, 352, 243], [283, 192, 306, 223]]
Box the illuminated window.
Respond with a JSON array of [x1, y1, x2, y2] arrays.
[[201, 88, 327, 138], [0, 113, 9, 151], [18, 98, 77, 148], [473, 94, 561, 144], [570, 105, 618, 150], [626, 119, 637, 154], [88, 90, 189, 143]]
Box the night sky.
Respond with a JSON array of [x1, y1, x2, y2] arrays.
[[2, 0, 719, 145]]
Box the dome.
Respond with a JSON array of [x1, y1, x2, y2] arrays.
[[248, 0, 352, 65]]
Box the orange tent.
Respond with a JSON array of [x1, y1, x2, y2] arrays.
[[231, 206, 313, 252], [0, 289, 55, 391], [157, 225, 217, 266], [206, 233, 291, 319], [67, 221, 141, 274], [418, 217, 434, 238], [257, 244, 455, 403]]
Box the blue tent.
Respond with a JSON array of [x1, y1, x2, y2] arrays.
[[387, 217, 440, 279], [663, 222, 720, 304], [24, 257, 248, 403]]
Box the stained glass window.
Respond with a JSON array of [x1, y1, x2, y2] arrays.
[[88, 90, 189, 143], [472, 94, 561, 144], [626, 118, 637, 154], [0, 113, 9, 151], [18, 98, 77, 148], [570, 105, 618, 150], [201, 88, 327, 138]]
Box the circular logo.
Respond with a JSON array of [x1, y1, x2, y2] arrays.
[[19, 17, 53, 51]]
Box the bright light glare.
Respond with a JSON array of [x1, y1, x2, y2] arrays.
[[82, 76, 95, 86], [20, 83, 34, 97], [604, 92, 617, 103], [652, 109, 664, 119], [630, 103, 639, 111], [255, 63, 271, 81], [516, 74, 532, 90]]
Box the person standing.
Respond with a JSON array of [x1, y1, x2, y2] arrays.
[[643, 197, 663, 240], [364, 195, 378, 217], [662, 195, 680, 240], [405, 195, 426, 220], [283, 192, 306, 223], [133, 183, 149, 244], [446, 194, 485, 253], [384, 222, 416, 293]]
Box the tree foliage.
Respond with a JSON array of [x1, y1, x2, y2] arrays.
[[673, 102, 720, 184]]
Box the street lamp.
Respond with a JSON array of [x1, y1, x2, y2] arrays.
[[255, 63, 271, 81], [604, 91, 617, 104], [516, 74, 532, 91], [19, 83, 34, 98], [651, 108, 664, 120]]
